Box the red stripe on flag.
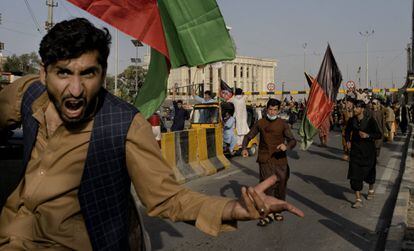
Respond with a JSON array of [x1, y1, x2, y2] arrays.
[[306, 78, 333, 129], [67, 0, 169, 59]]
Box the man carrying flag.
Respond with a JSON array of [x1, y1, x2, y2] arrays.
[[299, 45, 342, 149]]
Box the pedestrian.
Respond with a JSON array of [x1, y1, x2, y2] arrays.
[[399, 101, 409, 135], [241, 98, 297, 226], [370, 99, 385, 157], [340, 97, 354, 160], [192, 89, 215, 103], [229, 88, 250, 146], [384, 101, 396, 142], [170, 86, 188, 131], [222, 110, 237, 156], [345, 100, 382, 208], [0, 18, 304, 250]]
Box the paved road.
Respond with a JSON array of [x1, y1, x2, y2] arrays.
[[141, 126, 411, 251]]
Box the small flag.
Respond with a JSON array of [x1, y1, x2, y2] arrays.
[[220, 79, 233, 101], [299, 44, 342, 149]]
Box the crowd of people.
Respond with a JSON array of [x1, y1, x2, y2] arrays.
[[1, 16, 414, 250]]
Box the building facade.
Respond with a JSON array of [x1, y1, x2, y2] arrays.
[[167, 55, 277, 102]]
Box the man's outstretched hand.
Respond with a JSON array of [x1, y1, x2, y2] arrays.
[[222, 175, 304, 221]]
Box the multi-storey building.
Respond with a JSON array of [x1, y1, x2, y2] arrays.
[[166, 55, 277, 103]]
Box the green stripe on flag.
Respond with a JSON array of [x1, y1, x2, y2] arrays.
[[134, 48, 169, 118], [158, 0, 236, 68], [298, 115, 319, 150]]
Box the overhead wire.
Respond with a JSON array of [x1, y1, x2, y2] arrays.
[[23, 0, 43, 34]]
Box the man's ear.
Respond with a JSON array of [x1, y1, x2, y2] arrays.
[[39, 64, 46, 84]]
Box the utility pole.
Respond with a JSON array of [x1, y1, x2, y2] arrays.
[[302, 43, 307, 92], [131, 40, 143, 94], [45, 0, 58, 31], [359, 29, 375, 89]]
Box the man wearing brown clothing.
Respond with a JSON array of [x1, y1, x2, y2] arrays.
[[242, 98, 297, 226]]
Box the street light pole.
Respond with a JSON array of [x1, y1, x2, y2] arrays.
[[302, 43, 307, 92], [131, 39, 143, 93], [359, 29, 374, 89]]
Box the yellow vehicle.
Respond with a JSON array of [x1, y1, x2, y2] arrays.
[[190, 102, 259, 156]]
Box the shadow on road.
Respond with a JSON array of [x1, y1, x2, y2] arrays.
[[145, 214, 184, 250], [220, 180, 248, 198], [307, 149, 344, 161], [292, 172, 353, 203], [287, 189, 376, 250]]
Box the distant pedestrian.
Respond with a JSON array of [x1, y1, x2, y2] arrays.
[[170, 100, 188, 131], [345, 100, 382, 208], [171, 88, 189, 131], [384, 101, 396, 142], [242, 98, 297, 225], [340, 97, 354, 161], [370, 99, 385, 157], [222, 111, 237, 156], [230, 88, 250, 146]]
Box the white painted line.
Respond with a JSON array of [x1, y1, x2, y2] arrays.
[[350, 230, 370, 242], [377, 158, 398, 194], [214, 169, 242, 180]]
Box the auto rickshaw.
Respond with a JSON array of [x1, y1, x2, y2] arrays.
[[190, 102, 259, 156]]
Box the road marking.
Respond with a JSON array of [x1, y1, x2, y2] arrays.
[[214, 169, 242, 180], [376, 157, 398, 194], [350, 230, 370, 242]]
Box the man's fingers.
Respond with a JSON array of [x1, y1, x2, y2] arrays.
[[247, 187, 267, 217], [269, 201, 305, 218], [254, 175, 278, 192], [241, 187, 257, 216]]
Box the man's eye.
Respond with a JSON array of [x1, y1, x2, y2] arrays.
[[57, 71, 69, 77]]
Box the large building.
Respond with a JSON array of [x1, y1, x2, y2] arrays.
[[167, 55, 277, 103]]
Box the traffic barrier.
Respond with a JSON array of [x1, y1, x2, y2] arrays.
[[160, 130, 204, 184], [196, 127, 230, 175]]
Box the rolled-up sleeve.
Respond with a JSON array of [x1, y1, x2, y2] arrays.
[[125, 114, 236, 236], [0, 75, 40, 130]]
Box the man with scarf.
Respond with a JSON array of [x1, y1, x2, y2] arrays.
[[345, 100, 382, 208], [241, 98, 297, 226]]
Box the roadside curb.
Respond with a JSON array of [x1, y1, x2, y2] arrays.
[[385, 125, 413, 250]]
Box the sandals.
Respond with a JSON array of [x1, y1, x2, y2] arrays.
[[274, 213, 284, 221], [257, 213, 275, 226], [367, 190, 375, 200], [352, 198, 363, 208], [257, 213, 284, 226]]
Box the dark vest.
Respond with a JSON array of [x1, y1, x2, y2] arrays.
[[17, 82, 139, 250]]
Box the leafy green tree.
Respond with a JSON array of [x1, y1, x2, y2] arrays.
[[105, 65, 147, 104], [3, 52, 40, 74]]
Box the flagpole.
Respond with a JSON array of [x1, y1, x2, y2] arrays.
[[115, 29, 119, 96]]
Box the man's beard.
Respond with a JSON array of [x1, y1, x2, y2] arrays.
[[47, 91, 96, 126]]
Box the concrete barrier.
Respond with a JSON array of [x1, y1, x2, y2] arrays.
[[160, 130, 204, 184], [197, 127, 230, 175], [385, 125, 413, 250], [161, 127, 230, 182]]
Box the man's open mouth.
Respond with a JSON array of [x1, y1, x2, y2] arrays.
[[63, 98, 86, 118]]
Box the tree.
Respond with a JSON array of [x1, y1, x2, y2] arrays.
[[105, 65, 147, 104], [3, 52, 40, 75]]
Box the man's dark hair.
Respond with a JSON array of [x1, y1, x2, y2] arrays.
[[235, 88, 243, 95], [266, 98, 281, 108], [204, 90, 212, 97], [39, 18, 112, 70], [176, 100, 183, 104], [354, 100, 366, 108]]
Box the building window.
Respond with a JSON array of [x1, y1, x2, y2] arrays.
[[218, 68, 222, 80], [240, 66, 243, 78], [247, 67, 249, 78], [234, 65, 237, 78], [209, 66, 213, 84]]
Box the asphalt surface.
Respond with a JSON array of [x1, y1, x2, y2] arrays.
[[141, 125, 410, 251]]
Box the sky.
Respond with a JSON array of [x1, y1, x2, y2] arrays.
[[0, 0, 411, 91]]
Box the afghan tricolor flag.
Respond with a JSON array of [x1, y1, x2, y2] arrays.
[[219, 79, 233, 101], [66, 0, 236, 118], [299, 44, 342, 150]]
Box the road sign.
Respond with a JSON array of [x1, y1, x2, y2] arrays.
[[267, 82, 275, 91], [345, 80, 355, 89]]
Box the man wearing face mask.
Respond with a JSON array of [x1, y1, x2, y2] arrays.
[[241, 98, 297, 226]]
